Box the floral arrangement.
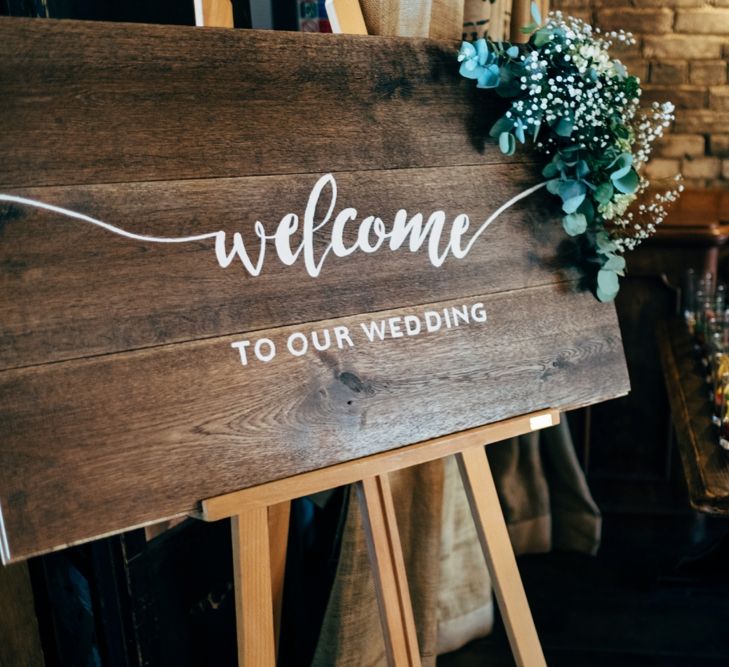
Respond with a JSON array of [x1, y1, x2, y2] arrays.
[[458, 4, 682, 301]]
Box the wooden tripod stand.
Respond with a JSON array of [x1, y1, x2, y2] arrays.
[[198, 409, 555, 666]]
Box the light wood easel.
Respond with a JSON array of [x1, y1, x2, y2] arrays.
[[194, 2, 548, 665], [199, 409, 554, 666]]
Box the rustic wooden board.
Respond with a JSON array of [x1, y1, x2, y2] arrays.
[[0, 18, 630, 562], [1, 288, 627, 561], [1, 164, 567, 369], [0, 18, 515, 189]]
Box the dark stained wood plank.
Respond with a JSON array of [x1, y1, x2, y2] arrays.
[[0, 18, 516, 189], [657, 319, 729, 514], [0, 163, 569, 370], [0, 286, 629, 562]]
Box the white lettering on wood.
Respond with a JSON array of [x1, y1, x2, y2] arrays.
[[0, 175, 545, 277]]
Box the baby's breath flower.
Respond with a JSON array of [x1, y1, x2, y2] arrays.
[[457, 6, 681, 301]]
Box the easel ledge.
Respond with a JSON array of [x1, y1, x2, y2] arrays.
[[197, 409, 557, 667]]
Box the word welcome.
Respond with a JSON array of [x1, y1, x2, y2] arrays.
[[0, 176, 544, 278], [230, 302, 487, 366]]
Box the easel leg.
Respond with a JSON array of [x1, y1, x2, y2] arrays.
[[355, 474, 422, 667], [268, 501, 290, 657], [456, 447, 547, 667], [231, 507, 276, 667]]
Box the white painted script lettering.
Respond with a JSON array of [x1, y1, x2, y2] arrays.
[[0, 175, 545, 277]]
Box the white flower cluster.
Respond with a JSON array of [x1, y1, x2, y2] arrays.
[[612, 176, 684, 252], [516, 12, 641, 155], [518, 11, 679, 250], [634, 101, 676, 168]]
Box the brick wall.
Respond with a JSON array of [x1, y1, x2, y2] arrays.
[[552, 0, 729, 189]]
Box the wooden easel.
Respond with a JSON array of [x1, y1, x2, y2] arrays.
[[192, 2, 548, 665], [199, 409, 554, 666]]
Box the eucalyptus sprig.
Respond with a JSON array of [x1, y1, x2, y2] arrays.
[[458, 2, 681, 301]]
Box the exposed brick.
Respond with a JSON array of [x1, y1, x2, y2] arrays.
[[641, 86, 707, 109], [674, 109, 729, 133], [690, 60, 728, 86], [682, 156, 722, 178], [710, 86, 729, 111], [676, 9, 729, 33], [552, 0, 593, 8], [566, 9, 592, 22], [711, 135, 729, 157], [597, 8, 673, 33], [619, 58, 649, 82], [650, 60, 687, 85], [610, 39, 643, 58], [644, 35, 725, 59], [681, 178, 709, 188], [655, 133, 705, 158], [645, 158, 681, 180]]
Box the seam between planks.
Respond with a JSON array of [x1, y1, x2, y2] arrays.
[[0, 158, 541, 192], [0, 279, 580, 375]]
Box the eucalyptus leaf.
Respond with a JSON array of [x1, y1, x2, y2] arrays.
[[613, 168, 639, 194], [597, 268, 620, 296], [543, 162, 559, 178], [489, 116, 512, 139], [476, 64, 501, 88], [553, 116, 574, 138], [576, 160, 590, 180], [499, 131, 516, 155], [534, 28, 551, 47], [563, 213, 587, 236], [596, 285, 619, 302], [558, 179, 586, 201], [520, 22, 538, 34], [562, 193, 586, 214], [531, 1, 542, 24], [506, 45, 519, 58], [603, 254, 626, 271], [595, 232, 617, 254], [594, 182, 614, 204], [546, 178, 561, 195], [609, 153, 633, 180], [577, 197, 595, 223]]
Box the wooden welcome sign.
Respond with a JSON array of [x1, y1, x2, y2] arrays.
[[0, 17, 629, 565]]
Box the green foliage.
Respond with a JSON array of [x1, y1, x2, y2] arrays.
[[455, 1, 678, 302], [563, 213, 587, 236]]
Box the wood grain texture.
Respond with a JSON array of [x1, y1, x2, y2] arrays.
[[0, 164, 570, 370], [268, 501, 290, 658], [356, 475, 421, 666], [658, 320, 729, 514], [231, 508, 276, 666], [456, 445, 546, 667], [196, 0, 234, 27], [201, 409, 559, 521], [0, 18, 515, 190], [1, 287, 628, 562]]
